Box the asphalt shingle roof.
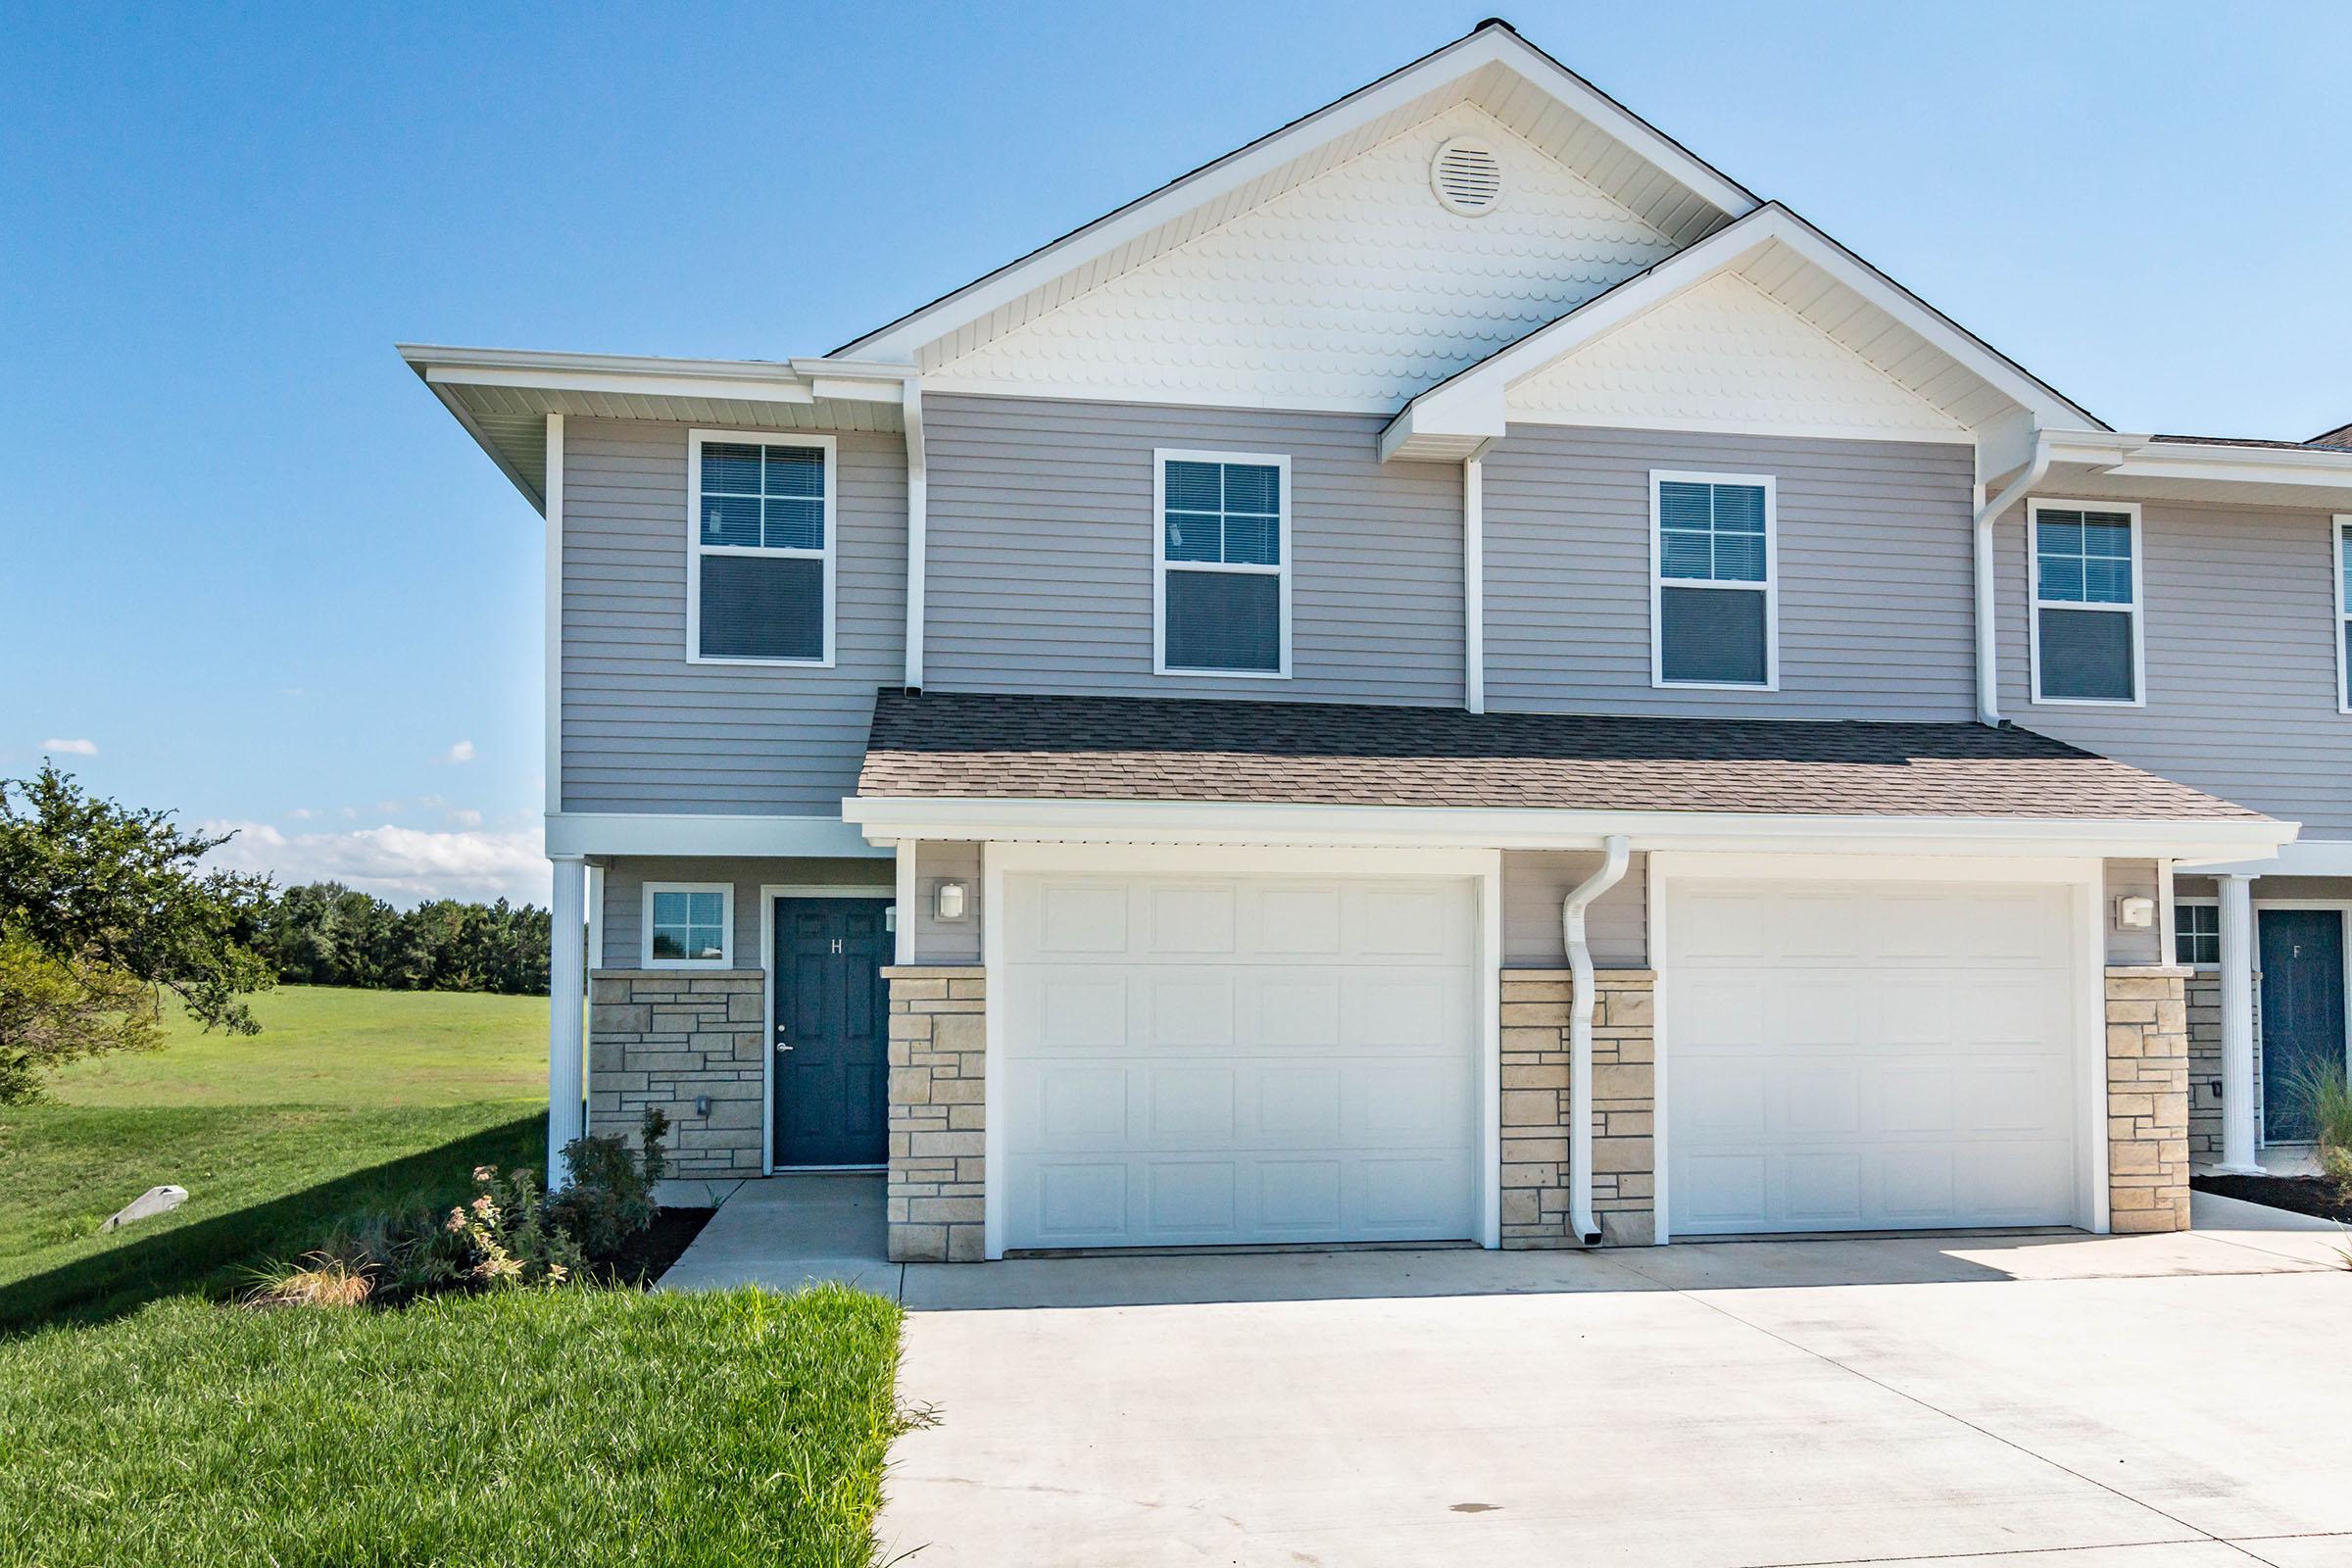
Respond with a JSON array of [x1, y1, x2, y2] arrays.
[[857, 689, 2268, 821]]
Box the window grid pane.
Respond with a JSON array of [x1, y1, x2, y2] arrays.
[[1658, 480, 1767, 583], [2036, 509, 2134, 606], [2175, 905, 2220, 966], [652, 891, 726, 962], [1163, 460, 1281, 567]]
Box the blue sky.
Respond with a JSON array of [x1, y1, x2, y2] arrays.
[[4, 1, 2346, 904]]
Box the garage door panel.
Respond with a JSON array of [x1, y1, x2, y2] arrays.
[[1004, 873, 1479, 1251], [1670, 879, 2080, 1237], [1035, 882, 1130, 953]]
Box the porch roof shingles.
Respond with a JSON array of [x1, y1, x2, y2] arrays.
[[856, 689, 2269, 821]]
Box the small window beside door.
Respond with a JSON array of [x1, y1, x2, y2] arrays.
[[2031, 501, 2142, 705], [2175, 901, 2220, 967], [1652, 471, 1776, 689], [644, 883, 733, 967]]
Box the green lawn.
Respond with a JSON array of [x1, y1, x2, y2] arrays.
[[1, 983, 909, 1565], [0, 1285, 908, 1568]]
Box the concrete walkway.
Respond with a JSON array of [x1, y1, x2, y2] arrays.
[[654, 1173, 899, 1296]]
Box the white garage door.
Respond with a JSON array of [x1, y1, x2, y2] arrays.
[[1667, 879, 2081, 1236], [1002, 873, 1481, 1251]]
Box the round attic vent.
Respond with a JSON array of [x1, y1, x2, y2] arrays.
[[1431, 136, 1503, 217]]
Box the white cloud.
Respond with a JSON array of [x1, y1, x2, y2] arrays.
[[285, 808, 314, 821], [448, 807, 483, 828], [41, 738, 98, 756], [202, 819, 547, 906], [439, 740, 477, 764]]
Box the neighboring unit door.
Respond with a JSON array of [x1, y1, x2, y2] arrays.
[[772, 898, 891, 1167], [1000, 873, 1481, 1251], [1667, 879, 2080, 1236], [2258, 907, 2347, 1145]]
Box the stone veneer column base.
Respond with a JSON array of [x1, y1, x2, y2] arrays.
[[885, 965, 987, 1263], [1499, 968, 1656, 1248], [587, 969, 766, 1179], [2106, 965, 2192, 1233]]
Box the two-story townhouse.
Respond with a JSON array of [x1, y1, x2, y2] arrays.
[[404, 21, 2348, 1265]]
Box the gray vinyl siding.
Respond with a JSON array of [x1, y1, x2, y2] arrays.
[[596, 857, 893, 970], [921, 394, 1463, 705], [1502, 851, 1648, 967], [2104, 858, 2162, 964], [1485, 426, 1978, 719], [1997, 501, 2352, 835], [561, 418, 906, 815], [910, 840, 983, 963]]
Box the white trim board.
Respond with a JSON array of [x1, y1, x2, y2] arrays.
[[546, 812, 882, 859]]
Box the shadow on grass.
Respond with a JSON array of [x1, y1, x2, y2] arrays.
[[0, 1112, 543, 1335]]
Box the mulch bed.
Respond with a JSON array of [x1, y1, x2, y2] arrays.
[[596, 1206, 715, 1288], [2191, 1172, 2352, 1224]]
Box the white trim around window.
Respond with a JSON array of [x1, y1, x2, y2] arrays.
[[1152, 447, 1293, 679], [641, 881, 735, 968], [2174, 896, 2221, 971], [685, 428, 838, 668], [1648, 469, 1779, 691], [2333, 514, 2352, 715], [2029, 498, 2145, 708]]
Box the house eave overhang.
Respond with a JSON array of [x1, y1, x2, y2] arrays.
[[844, 794, 2293, 862], [397, 344, 916, 511], [1378, 203, 2104, 463], [2010, 430, 2352, 512]]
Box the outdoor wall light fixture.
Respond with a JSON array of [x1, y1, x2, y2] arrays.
[[694, 1095, 711, 1118], [2116, 896, 2156, 930], [935, 881, 968, 922]]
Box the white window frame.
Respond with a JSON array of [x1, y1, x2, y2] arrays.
[[685, 428, 838, 668], [1152, 447, 1294, 679], [2028, 498, 2145, 708], [642, 881, 735, 968], [2333, 514, 2352, 716], [1648, 468, 1779, 692], [2174, 896, 2221, 971]]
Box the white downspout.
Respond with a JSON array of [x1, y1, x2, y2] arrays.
[[902, 380, 927, 689], [1563, 834, 1632, 1247], [1463, 455, 1486, 713], [1973, 431, 2051, 726]]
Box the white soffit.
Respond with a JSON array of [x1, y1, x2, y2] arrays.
[[842, 24, 1752, 388], [1505, 269, 1971, 442], [2023, 433, 2352, 512]]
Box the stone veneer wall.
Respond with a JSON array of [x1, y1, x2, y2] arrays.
[[2184, 970, 2222, 1163], [587, 969, 765, 1178], [1500, 968, 1656, 1248], [884, 965, 987, 1262], [2106, 965, 2191, 1234]]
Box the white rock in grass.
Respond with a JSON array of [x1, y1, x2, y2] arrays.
[[101, 1185, 188, 1231]]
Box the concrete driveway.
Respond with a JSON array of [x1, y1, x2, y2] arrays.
[[874, 1195, 2352, 1567]]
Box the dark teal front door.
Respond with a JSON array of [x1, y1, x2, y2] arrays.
[[2258, 906, 2346, 1144], [772, 898, 891, 1167]]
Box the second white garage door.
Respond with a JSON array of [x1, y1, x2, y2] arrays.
[[1666, 879, 2082, 1236], [1001, 873, 1481, 1251]]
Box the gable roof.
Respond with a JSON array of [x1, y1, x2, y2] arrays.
[[833, 20, 1759, 369], [1382, 203, 2106, 461]]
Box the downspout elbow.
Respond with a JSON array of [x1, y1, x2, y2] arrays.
[[1563, 834, 1632, 1248]]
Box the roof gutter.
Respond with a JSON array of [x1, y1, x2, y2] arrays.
[[1563, 834, 1632, 1247], [1974, 431, 2053, 725]]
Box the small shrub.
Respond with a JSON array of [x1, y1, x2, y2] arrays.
[[243, 1251, 373, 1309], [450, 1164, 586, 1289], [2287, 1056, 2352, 1200], [551, 1108, 669, 1257]]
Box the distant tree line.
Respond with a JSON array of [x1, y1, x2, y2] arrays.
[[254, 883, 551, 996]]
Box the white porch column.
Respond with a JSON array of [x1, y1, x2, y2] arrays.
[[548, 854, 588, 1188], [2216, 872, 2262, 1173]]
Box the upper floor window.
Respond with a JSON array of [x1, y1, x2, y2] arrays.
[[1651, 471, 1776, 689], [2030, 501, 2141, 705], [2175, 900, 2220, 967], [2334, 515, 2352, 713], [1155, 450, 1290, 677], [688, 430, 835, 665], [644, 882, 732, 967]]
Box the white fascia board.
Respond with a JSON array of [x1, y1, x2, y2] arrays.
[[2063, 434, 2352, 492], [842, 795, 2294, 861], [1385, 204, 2102, 456], [546, 811, 885, 859], [840, 26, 1756, 364], [2180, 838, 2352, 878]]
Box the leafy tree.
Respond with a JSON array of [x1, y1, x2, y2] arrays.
[[0, 764, 274, 1101]]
